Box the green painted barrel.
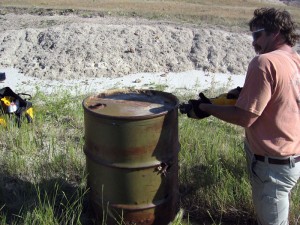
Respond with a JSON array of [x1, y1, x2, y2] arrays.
[[82, 89, 180, 225]]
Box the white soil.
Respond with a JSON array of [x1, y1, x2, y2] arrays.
[[0, 8, 299, 95], [0, 13, 255, 80]]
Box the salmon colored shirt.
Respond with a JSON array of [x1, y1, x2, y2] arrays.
[[236, 50, 300, 157]]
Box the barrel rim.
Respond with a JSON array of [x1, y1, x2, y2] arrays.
[[82, 89, 179, 120]]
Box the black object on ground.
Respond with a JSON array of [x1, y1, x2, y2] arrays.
[[0, 73, 6, 82]]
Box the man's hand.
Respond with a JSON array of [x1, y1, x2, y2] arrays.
[[186, 93, 211, 119], [199, 92, 211, 103], [227, 86, 242, 99]]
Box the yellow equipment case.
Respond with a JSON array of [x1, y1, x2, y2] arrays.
[[0, 87, 33, 127]]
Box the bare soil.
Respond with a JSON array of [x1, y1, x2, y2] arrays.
[[0, 5, 299, 81]]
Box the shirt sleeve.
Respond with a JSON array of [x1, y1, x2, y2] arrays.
[[236, 56, 273, 116]]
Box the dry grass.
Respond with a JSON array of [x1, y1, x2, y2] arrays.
[[1, 0, 300, 28]]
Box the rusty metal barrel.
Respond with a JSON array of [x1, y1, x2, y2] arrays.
[[82, 89, 180, 225]]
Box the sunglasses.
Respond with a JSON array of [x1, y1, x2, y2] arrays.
[[252, 28, 265, 40]]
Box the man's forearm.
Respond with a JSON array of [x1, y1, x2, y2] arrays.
[[199, 104, 258, 127]]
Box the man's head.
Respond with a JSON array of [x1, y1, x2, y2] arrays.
[[249, 8, 299, 48]]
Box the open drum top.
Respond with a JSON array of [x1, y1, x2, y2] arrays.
[[82, 89, 179, 119]]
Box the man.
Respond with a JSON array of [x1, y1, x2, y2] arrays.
[[191, 8, 300, 225]]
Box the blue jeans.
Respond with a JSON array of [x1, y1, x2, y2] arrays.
[[244, 142, 300, 225]]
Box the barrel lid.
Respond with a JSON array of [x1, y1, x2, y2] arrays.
[[83, 89, 179, 118]]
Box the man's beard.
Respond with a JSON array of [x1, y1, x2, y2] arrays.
[[254, 44, 262, 54]]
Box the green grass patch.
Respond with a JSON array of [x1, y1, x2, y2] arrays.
[[0, 89, 299, 224]]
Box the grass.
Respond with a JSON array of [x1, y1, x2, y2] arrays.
[[0, 88, 299, 225], [178, 116, 253, 224], [1, 0, 300, 30], [0, 90, 89, 224]]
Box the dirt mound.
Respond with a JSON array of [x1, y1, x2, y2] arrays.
[[0, 12, 297, 80]]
